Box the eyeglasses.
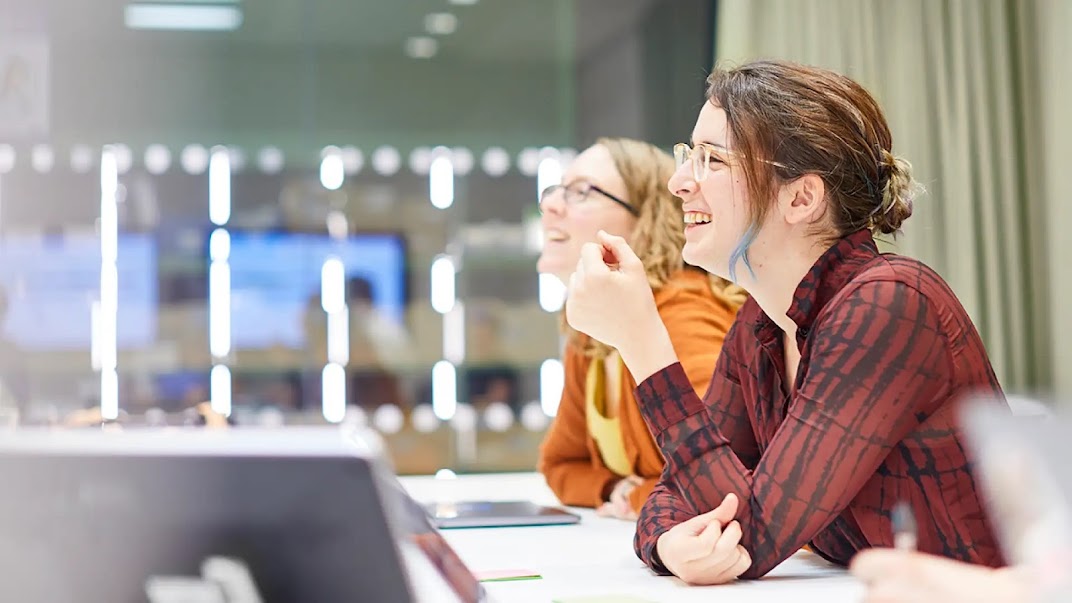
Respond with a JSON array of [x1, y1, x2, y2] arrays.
[[673, 142, 788, 183], [538, 181, 638, 216]]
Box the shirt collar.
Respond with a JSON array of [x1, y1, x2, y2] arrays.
[[754, 229, 880, 342]]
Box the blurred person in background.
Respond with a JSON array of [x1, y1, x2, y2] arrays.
[[462, 303, 520, 410], [537, 137, 746, 520]]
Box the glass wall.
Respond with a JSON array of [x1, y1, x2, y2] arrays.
[[0, 0, 714, 472]]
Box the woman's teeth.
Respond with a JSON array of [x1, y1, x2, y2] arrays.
[[684, 212, 712, 224]]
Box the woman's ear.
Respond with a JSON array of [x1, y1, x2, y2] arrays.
[[779, 173, 826, 226]]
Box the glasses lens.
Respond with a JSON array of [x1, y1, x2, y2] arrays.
[[538, 185, 558, 211], [673, 144, 690, 170], [694, 145, 710, 182]]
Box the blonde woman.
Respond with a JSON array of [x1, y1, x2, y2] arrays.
[[537, 137, 745, 520]]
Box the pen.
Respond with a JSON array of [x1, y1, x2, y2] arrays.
[[892, 501, 917, 551]]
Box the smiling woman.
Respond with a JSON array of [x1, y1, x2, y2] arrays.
[[563, 60, 1007, 585], [536, 137, 746, 521]]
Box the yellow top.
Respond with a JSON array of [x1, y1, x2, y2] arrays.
[[585, 355, 632, 477]]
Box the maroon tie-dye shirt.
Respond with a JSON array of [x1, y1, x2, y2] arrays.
[[634, 229, 1005, 579]]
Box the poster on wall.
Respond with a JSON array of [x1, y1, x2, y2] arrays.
[[0, 34, 49, 139]]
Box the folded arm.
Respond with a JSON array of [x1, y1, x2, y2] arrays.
[[633, 282, 949, 578]]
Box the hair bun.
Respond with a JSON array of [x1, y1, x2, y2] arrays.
[[873, 150, 920, 234]]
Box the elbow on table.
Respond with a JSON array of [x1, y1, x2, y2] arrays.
[[736, 549, 790, 581]]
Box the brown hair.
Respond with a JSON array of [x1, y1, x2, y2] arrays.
[[705, 60, 920, 254], [565, 137, 747, 358]]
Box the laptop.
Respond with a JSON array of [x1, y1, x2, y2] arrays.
[[0, 427, 487, 603], [959, 397, 1072, 600], [425, 500, 580, 529]]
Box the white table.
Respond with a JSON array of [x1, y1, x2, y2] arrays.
[[400, 472, 865, 603]]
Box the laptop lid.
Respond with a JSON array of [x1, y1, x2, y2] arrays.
[[0, 427, 485, 603]]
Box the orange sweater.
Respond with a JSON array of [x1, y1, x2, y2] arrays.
[[538, 269, 739, 512]]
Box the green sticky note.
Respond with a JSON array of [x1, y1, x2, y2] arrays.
[[475, 568, 542, 582]]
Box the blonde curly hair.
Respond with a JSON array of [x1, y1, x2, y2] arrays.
[[564, 137, 748, 359]]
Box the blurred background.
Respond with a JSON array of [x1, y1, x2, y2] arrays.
[[0, 0, 1067, 474]]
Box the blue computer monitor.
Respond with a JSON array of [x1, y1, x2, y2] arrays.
[[227, 231, 407, 349], [0, 233, 157, 349]]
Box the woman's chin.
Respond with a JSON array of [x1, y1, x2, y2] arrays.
[[681, 243, 703, 267], [682, 245, 725, 276], [536, 258, 568, 281]]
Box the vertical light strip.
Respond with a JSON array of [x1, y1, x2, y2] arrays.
[[432, 360, 457, 420], [320, 257, 345, 314], [538, 273, 567, 312], [99, 147, 119, 420], [326, 311, 350, 367], [208, 147, 232, 415], [322, 363, 347, 423], [428, 149, 454, 209], [208, 262, 231, 358], [208, 227, 230, 262], [210, 365, 232, 417], [442, 301, 465, 365], [320, 146, 345, 190], [209, 147, 231, 226], [540, 358, 564, 417], [321, 256, 349, 366], [321, 256, 349, 421], [536, 155, 562, 201], [430, 255, 456, 314]]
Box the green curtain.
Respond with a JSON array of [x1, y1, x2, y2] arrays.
[[713, 0, 1069, 395], [1036, 0, 1072, 396]]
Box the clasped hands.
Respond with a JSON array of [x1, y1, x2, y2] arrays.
[[656, 493, 752, 585]]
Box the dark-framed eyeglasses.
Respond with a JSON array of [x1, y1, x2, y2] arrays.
[[538, 181, 638, 216]]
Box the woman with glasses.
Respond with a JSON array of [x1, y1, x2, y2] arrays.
[[565, 61, 1006, 584], [536, 137, 746, 520]]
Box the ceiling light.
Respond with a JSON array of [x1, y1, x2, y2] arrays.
[[481, 147, 510, 177], [144, 144, 171, 175], [31, 145, 54, 174], [405, 36, 437, 59], [256, 146, 284, 174], [371, 146, 401, 176], [424, 13, 458, 35], [125, 3, 243, 32], [449, 0, 478, 5], [70, 144, 94, 173]]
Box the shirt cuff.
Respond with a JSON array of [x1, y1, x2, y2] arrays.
[[643, 530, 674, 576], [635, 362, 708, 436]]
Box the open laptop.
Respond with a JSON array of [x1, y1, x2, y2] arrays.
[[960, 397, 1072, 600], [0, 427, 487, 603]]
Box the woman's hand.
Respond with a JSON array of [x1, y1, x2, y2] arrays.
[[655, 493, 752, 585], [597, 475, 642, 520], [566, 231, 676, 380], [850, 549, 1032, 603]]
